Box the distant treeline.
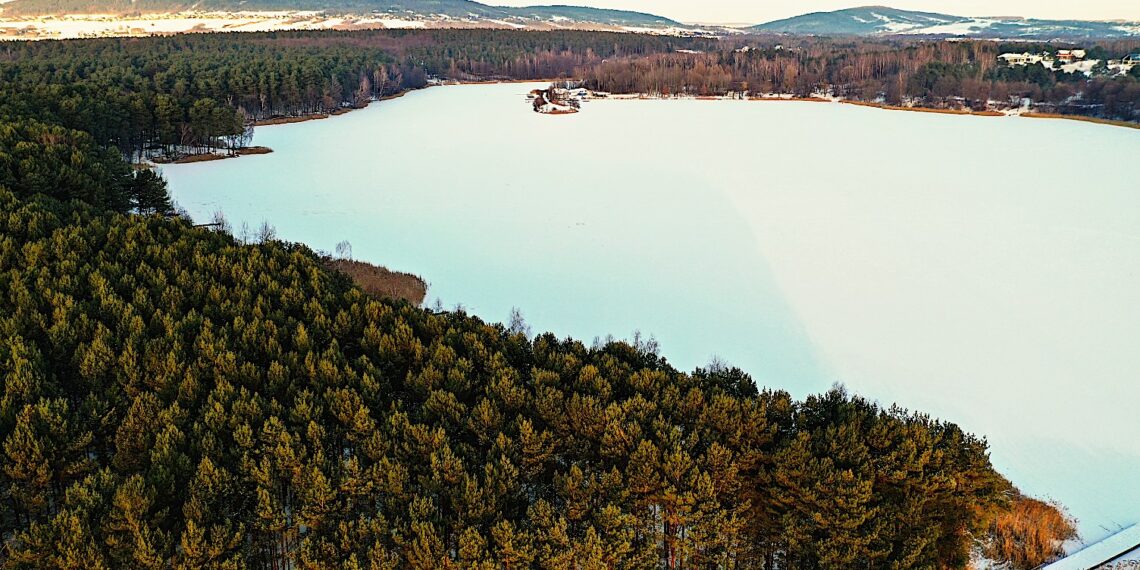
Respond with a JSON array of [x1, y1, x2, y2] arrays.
[[4, 31, 1134, 167], [0, 30, 705, 161], [580, 36, 1140, 122]]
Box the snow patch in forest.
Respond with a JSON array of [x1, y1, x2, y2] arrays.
[[484, 19, 526, 29], [902, 19, 995, 35]]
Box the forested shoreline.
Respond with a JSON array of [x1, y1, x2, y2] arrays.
[[0, 27, 1085, 570], [1, 30, 1133, 167], [0, 30, 704, 162], [579, 37, 1140, 123]]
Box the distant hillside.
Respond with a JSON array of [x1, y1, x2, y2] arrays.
[[0, 0, 682, 28], [752, 6, 963, 35], [750, 6, 1140, 39], [501, 5, 677, 27]]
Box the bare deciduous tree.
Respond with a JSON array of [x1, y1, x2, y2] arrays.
[[257, 221, 277, 243], [508, 307, 532, 339], [631, 330, 659, 356], [335, 240, 353, 260], [210, 210, 232, 234]]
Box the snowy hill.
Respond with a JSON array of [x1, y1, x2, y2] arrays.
[[750, 6, 1140, 39], [751, 6, 967, 35]]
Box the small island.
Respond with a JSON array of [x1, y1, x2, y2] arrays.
[[530, 83, 584, 114]]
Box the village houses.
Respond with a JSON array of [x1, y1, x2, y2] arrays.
[[998, 47, 1139, 76]]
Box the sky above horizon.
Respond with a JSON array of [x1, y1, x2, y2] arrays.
[[492, 0, 1140, 24]]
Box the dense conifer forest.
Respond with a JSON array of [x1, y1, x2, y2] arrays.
[[0, 186, 1077, 569], [0, 27, 1081, 569]]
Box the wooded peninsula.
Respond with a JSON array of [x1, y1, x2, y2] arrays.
[[0, 28, 1102, 570]]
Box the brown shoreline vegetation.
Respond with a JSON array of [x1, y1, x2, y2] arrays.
[[153, 146, 274, 164], [325, 258, 428, 306], [238, 145, 274, 155], [253, 114, 330, 126], [842, 100, 1140, 126], [1022, 111, 1140, 130], [841, 100, 1004, 116], [751, 96, 831, 102]]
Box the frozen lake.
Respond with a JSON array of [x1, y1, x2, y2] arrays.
[[161, 82, 1140, 542]]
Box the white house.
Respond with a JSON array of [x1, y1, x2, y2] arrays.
[[998, 53, 1027, 65], [1042, 525, 1140, 570], [999, 52, 1046, 66]]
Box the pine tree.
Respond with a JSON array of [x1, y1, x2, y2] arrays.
[[105, 475, 168, 569], [3, 399, 94, 523]]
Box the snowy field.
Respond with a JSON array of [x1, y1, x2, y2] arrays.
[[0, 10, 673, 40], [160, 82, 1140, 545], [0, 11, 428, 40]]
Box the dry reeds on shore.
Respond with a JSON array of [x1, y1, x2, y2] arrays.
[[326, 258, 427, 306]]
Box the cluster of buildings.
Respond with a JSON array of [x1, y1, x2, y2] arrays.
[[997, 48, 1139, 77], [999, 48, 1088, 66]]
